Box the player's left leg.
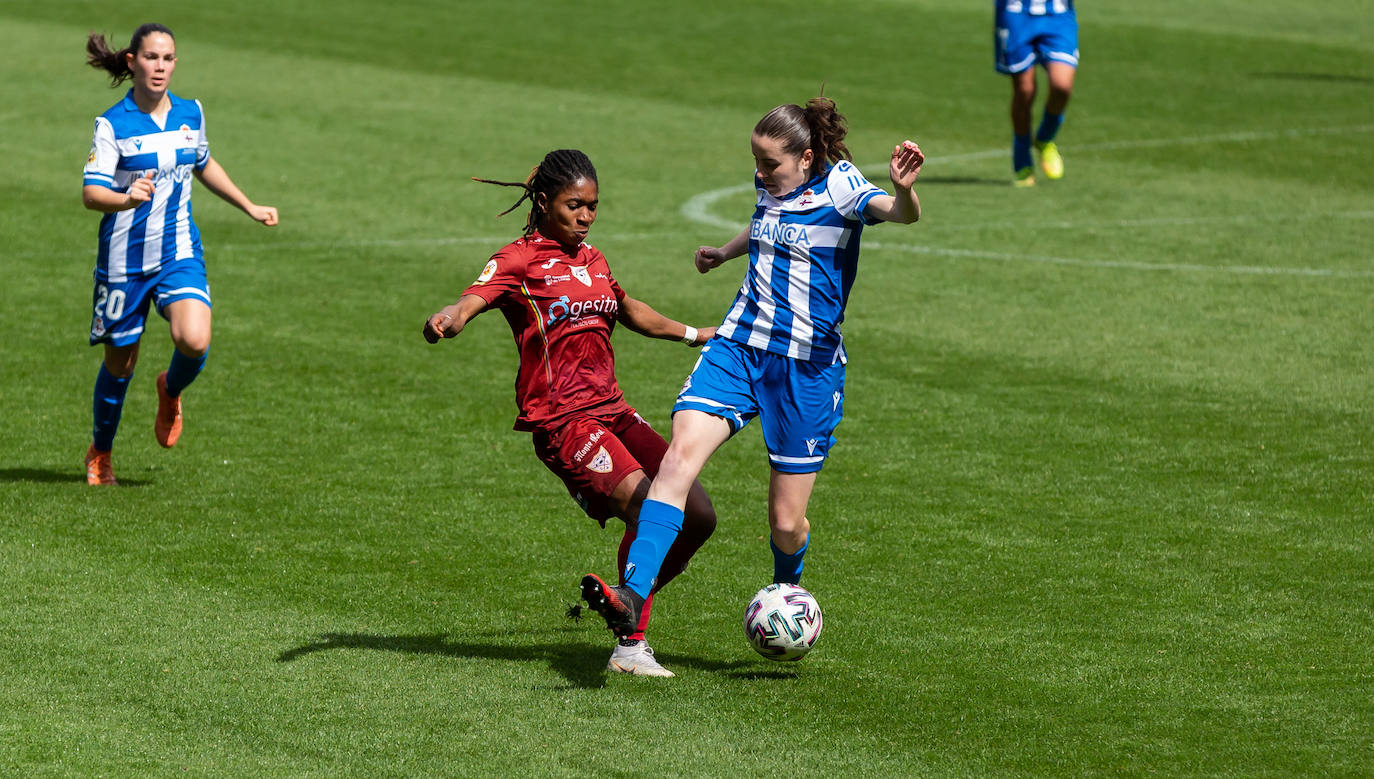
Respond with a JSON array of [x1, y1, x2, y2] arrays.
[[768, 471, 815, 585], [757, 351, 844, 584], [157, 278, 212, 448], [1034, 62, 1076, 180]]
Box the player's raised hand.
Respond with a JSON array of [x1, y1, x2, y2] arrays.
[[126, 171, 156, 206], [889, 140, 925, 190], [695, 246, 728, 274]]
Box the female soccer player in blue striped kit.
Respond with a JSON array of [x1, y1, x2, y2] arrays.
[[81, 24, 278, 484], [580, 97, 925, 641], [995, 0, 1080, 187]]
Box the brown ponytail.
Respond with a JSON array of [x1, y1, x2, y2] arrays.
[[85, 23, 174, 87], [754, 96, 853, 178]]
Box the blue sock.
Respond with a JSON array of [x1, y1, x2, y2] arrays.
[[623, 499, 683, 598], [771, 537, 809, 585], [1036, 111, 1064, 144], [92, 364, 131, 451], [1013, 133, 1033, 171], [165, 348, 207, 397]]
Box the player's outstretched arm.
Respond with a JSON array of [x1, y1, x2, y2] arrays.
[[618, 296, 715, 346], [861, 140, 924, 225], [695, 226, 751, 273], [194, 157, 279, 225], [423, 294, 488, 344]]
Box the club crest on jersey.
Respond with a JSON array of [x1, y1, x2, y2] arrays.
[[798, 189, 815, 207], [572, 266, 592, 287], [476, 259, 498, 284], [180, 124, 194, 144], [588, 447, 613, 474]]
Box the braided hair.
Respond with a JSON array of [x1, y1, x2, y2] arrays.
[[753, 96, 852, 179], [85, 23, 174, 87], [473, 149, 598, 237]]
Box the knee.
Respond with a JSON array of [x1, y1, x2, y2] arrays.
[[769, 512, 810, 539], [175, 331, 211, 358], [683, 497, 717, 542]]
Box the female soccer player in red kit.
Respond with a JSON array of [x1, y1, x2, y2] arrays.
[[422, 150, 716, 677]]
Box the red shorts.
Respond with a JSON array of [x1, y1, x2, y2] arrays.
[[531, 408, 668, 524]]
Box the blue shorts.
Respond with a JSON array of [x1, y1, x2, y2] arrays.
[[995, 11, 1079, 74], [89, 259, 211, 346], [673, 338, 845, 474]]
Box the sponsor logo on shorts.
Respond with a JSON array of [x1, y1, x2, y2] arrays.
[[806, 439, 818, 454], [573, 430, 605, 463], [833, 391, 841, 410], [588, 447, 613, 474]]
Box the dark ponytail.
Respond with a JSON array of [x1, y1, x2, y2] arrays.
[[86, 23, 174, 87], [753, 96, 852, 178], [473, 149, 598, 237]]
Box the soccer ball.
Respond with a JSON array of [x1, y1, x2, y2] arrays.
[[743, 583, 823, 661]]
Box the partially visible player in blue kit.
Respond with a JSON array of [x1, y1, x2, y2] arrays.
[[580, 97, 925, 641], [81, 24, 277, 484], [995, 0, 1080, 187]]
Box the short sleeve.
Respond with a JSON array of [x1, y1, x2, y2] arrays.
[[194, 100, 210, 170], [83, 117, 119, 189], [461, 245, 526, 305], [827, 160, 887, 225]]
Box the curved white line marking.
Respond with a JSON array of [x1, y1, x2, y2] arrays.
[[680, 125, 1374, 278]]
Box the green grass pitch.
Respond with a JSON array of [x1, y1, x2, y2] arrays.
[[2, 0, 1371, 774]]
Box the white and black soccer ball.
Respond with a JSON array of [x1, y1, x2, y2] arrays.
[[743, 583, 823, 661]]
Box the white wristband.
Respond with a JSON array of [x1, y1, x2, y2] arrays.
[[681, 325, 698, 345]]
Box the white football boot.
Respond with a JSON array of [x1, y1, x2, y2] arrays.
[[607, 639, 675, 677]]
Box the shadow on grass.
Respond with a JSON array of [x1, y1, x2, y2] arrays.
[[0, 467, 149, 487], [1256, 71, 1374, 85], [277, 631, 755, 688]]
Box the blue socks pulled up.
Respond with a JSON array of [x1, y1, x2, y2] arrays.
[[771, 537, 809, 585], [1036, 111, 1065, 144], [623, 499, 684, 598], [165, 348, 207, 397], [1013, 133, 1033, 171], [92, 364, 132, 451]]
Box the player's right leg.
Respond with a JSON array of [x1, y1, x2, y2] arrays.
[[87, 274, 156, 484], [1009, 68, 1038, 187]]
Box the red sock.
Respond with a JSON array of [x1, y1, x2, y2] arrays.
[[618, 527, 654, 641]]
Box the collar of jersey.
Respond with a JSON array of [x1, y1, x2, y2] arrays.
[[527, 229, 587, 257], [120, 89, 182, 114], [765, 167, 831, 202]]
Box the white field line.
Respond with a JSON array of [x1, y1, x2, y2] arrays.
[[679, 124, 1374, 277], [865, 242, 1374, 279]]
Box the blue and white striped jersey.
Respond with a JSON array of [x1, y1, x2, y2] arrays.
[[998, 0, 1074, 16], [83, 90, 210, 282], [716, 161, 887, 363]]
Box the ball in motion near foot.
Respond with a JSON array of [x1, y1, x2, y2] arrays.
[[743, 583, 822, 661]]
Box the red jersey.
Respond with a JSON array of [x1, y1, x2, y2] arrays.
[[461, 232, 633, 431]]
